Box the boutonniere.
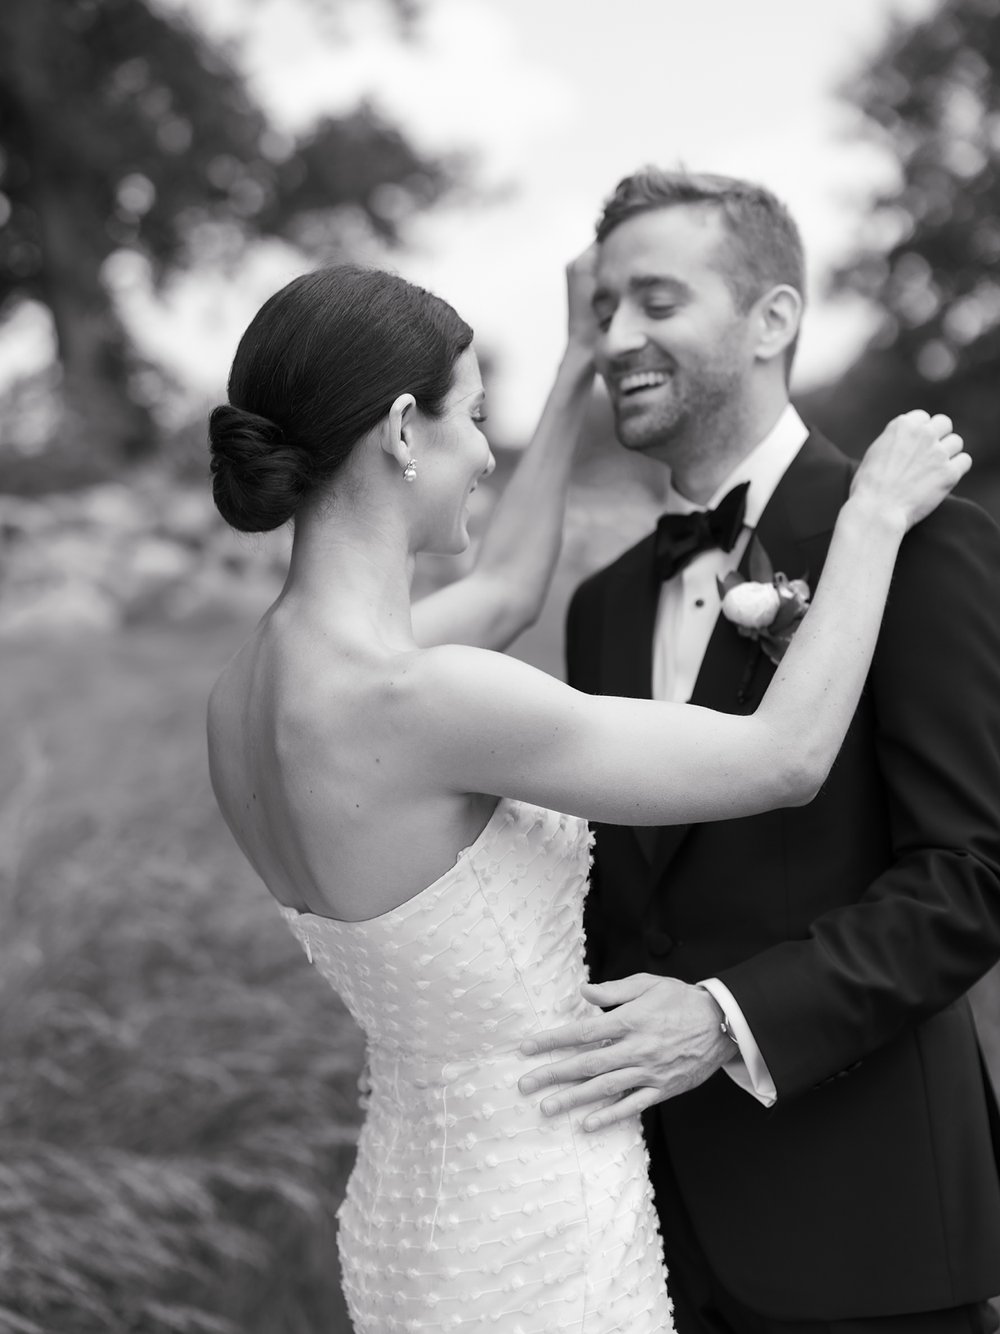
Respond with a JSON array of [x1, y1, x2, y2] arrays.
[[716, 537, 811, 666]]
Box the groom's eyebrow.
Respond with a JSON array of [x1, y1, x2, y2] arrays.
[[630, 275, 692, 299], [592, 275, 693, 309]]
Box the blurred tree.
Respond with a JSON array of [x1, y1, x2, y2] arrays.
[[800, 0, 1000, 488], [0, 0, 459, 473]]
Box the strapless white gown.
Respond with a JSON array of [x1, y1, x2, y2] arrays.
[[279, 797, 673, 1332]]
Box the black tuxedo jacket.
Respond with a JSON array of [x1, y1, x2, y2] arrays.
[[566, 430, 1000, 1321]]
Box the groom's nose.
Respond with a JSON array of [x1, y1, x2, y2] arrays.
[[600, 304, 648, 360]]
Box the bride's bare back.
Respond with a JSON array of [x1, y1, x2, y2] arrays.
[[208, 609, 497, 922]]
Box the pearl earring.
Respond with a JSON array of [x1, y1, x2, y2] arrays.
[[402, 458, 417, 482]]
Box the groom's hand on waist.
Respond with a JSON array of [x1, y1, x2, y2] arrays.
[[517, 974, 732, 1131]]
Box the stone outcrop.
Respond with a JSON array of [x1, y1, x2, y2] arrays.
[[0, 477, 291, 638]]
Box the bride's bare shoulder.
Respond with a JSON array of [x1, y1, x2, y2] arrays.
[[394, 644, 568, 743], [397, 642, 532, 698], [209, 635, 546, 773]]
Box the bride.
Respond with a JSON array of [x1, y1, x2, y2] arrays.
[[206, 254, 968, 1332]]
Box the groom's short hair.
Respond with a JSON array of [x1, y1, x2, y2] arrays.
[[596, 168, 806, 319]]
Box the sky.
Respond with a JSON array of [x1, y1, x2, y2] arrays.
[[3, 0, 940, 439]]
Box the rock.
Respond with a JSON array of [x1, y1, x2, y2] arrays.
[[164, 565, 279, 625], [0, 580, 122, 638], [74, 483, 147, 534], [0, 495, 55, 542], [119, 537, 198, 620], [155, 489, 219, 546], [43, 531, 118, 586], [130, 536, 194, 584]]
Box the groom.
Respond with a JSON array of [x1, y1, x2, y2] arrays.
[[524, 170, 1000, 1332]]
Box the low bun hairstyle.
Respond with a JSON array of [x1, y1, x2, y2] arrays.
[[208, 265, 474, 532], [208, 407, 314, 534]]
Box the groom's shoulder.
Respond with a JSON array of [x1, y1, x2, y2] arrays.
[[875, 493, 1000, 679], [807, 421, 1000, 547], [797, 425, 1000, 554], [796, 423, 857, 484], [802, 422, 997, 520], [899, 488, 1000, 579]]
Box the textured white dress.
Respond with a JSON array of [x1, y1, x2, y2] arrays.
[[278, 797, 674, 1332]]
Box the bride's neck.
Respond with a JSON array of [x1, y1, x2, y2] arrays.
[[281, 496, 416, 645]]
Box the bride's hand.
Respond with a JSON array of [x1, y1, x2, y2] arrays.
[[850, 410, 971, 532], [565, 243, 600, 354]]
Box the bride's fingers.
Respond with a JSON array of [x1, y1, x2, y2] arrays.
[[940, 432, 964, 457], [928, 413, 953, 439]]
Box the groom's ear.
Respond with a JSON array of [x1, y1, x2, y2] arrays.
[[752, 285, 803, 366]]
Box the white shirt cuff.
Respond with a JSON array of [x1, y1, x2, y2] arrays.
[[700, 977, 777, 1108]]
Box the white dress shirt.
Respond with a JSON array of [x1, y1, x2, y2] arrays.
[[652, 403, 810, 1107]]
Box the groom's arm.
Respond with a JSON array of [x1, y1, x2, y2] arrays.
[[718, 495, 1000, 1100]]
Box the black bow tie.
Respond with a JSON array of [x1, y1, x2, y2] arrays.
[[653, 481, 750, 582]]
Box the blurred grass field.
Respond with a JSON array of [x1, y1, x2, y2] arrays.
[[0, 619, 362, 1333], [2, 577, 998, 1332]]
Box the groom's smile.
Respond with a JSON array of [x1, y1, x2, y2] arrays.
[[617, 369, 672, 396], [610, 365, 680, 438], [611, 363, 676, 411]]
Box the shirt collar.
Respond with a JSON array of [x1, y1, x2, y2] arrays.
[[663, 404, 809, 526]]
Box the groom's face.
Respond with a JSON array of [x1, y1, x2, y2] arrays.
[[593, 205, 755, 460]]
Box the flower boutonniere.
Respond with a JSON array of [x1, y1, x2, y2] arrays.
[[716, 537, 811, 666]]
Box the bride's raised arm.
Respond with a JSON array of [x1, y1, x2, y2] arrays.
[[411, 249, 598, 653], [407, 412, 969, 826]]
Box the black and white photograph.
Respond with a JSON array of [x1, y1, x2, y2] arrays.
[[1, 1, 999, 1330]]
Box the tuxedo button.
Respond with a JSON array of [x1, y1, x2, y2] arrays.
[[644, 930, 675, 958]]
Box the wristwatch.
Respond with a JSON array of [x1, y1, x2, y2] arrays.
[[719, 1015, 740, 1048]]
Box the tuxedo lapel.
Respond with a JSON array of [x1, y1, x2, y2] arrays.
[[648, 431, 850, 885], [730, 430, 854, 714], [752, 431, 849, 572], [647, 555, 761, 884], [598, 532, 658, 704], [595, 532, 660, 861]]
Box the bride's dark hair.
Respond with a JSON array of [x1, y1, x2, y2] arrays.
[[209, 265, 474, 532]]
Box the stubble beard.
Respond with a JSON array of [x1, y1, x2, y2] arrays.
[[611, 361, 744, 459]]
